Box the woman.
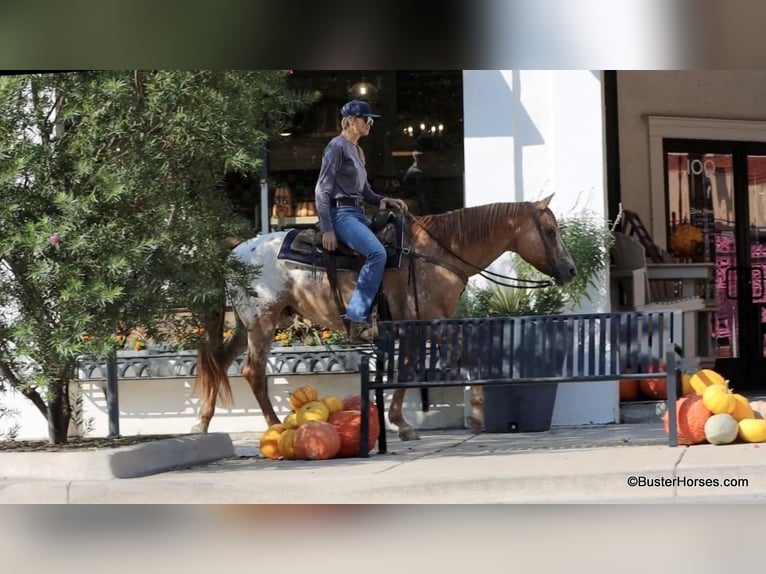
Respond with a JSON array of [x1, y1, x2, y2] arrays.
[[314, 99, 408, 341]]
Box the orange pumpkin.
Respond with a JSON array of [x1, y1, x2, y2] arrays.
[[638, 362, 666, 400], [343, 393, 375, 411], [294, 421, 341, 460], [273, 186, 294, 217], [259, 423, 286, 460], [328, 409, 380, 457], [619, 368, 639, 401], [662, 394, 712, 445]]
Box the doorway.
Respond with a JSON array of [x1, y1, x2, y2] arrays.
[[664, 139, 766, 387]]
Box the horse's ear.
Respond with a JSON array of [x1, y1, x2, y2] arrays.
[[535, 193, 554, 211]]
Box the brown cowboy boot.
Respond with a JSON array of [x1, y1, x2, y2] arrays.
[[350, 322, 378, 343], [344, 319, 379, 344]]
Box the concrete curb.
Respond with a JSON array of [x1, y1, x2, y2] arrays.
[[0, 433, 234, 480], [6, 456, 766, 504]]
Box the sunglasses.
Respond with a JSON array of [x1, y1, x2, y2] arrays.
[[359, 116, 374, 126]]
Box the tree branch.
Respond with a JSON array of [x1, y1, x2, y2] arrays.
[[0, 359, 48, 419]]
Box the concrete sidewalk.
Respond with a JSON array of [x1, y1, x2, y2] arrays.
[[2, 422, 766, 503]]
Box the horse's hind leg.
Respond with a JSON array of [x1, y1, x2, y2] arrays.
[[241, 323, 281, 427], [466, 386, 484, 433], [388, 389, 421, 441], [192, 400, 215, 434]]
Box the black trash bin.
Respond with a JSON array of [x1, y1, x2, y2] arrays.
[[481, 317, 572, 433]]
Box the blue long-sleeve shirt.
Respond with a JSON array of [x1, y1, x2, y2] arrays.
[[314, 135, 384, 233]]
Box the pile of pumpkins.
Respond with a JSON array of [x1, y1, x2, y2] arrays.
[[258, 384, 380, 461], [663, 368, 766, 446], [619, 366, 668, 401]]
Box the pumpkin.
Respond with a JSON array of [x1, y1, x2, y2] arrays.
[[670, 224, 703, 257], [289, 384, 318, 410], [738, 419, 766, 443], [273, 186, 294, 217], [296, 400, 330, 425], [704, 413, 739, 445], [750, 400, 766, 419], [618, 367, 638, 401], [278, 428, 299, 460], [619, 378, 639, 401], [662, 394, 712, 445], [283, 411, 299, 430], [259, 423, 286, 460], [638, 362, 666, 400], [321, 395, 345, 415], [343, 394, 363, 411], [702, 384, 736, 415], [328, 409, 380, 457], [294, 421, 341, 460], [689, 369, 726, 395], [731, 393, 755, 421], [681, 372, 694, 396]]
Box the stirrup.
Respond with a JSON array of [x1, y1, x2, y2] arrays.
[[342, 319, 377, 344]]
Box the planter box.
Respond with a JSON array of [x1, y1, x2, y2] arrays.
[[76, 346, 365, 381], [482, 318, 575, 433]]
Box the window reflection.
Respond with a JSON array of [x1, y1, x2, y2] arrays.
[[266, 70, 465, 224]]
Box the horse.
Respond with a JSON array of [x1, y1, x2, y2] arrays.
[[191, 194, 577, 441]]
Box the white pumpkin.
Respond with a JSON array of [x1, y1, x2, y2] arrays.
[[704, 413, 739, 445], [749, 400, 766, 420]]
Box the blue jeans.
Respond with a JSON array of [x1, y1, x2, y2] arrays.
[[331, 206, 386, 324]]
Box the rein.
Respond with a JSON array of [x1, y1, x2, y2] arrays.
[[402, 211, 555, 289]]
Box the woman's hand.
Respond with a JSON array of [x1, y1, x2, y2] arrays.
[[322, 231, 338, 251], [380, 197, 409, 214]]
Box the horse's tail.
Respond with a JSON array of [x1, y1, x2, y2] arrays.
[[192, 236, 248, 408], [194, 344, 234, 408], [193, 313, 247, 408]]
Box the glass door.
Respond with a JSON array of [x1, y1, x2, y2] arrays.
[[664, 140, 766, 388]]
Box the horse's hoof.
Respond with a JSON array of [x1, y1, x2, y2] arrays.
[[190, 423, 208, 434], [466, 416, 484, 433], [398, 428, 421, 441]]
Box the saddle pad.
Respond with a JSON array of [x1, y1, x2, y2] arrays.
[[277, 216, 405, 271]]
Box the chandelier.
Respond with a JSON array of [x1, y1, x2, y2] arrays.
[[402, 120, 444, 138]]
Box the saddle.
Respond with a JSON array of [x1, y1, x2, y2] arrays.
[[277, 211, 405, 272], [276, 211, 405, 327]]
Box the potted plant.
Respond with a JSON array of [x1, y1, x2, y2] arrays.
[[457, 208, 614, 433]]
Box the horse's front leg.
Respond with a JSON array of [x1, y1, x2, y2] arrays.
[[388, 388, 421, 441]]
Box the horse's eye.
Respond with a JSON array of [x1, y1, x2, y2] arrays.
[[546, 228, 557, 239]]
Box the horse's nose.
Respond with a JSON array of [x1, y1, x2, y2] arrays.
[[567, 265, 577, 279]]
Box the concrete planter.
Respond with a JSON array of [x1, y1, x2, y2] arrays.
[[482, 320, 575, 433]]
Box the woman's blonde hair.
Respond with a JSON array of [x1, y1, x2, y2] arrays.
[[341, 117, 366, 164]]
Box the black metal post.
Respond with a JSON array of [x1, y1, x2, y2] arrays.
[[106, 349, 120, 437]]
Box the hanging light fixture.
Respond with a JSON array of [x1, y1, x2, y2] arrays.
[[349, 78, 378, 101], [402, 119, 445, 138]]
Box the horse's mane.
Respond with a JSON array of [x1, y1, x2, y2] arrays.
[[412, 202, 534, 244]]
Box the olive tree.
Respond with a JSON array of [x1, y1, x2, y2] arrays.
[[0, 71, 315, 442]]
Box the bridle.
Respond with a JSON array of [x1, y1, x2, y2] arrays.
[[402, 211, 556, 289]]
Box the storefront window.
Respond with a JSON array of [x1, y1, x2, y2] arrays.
[[263, 70, 465, 228]]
